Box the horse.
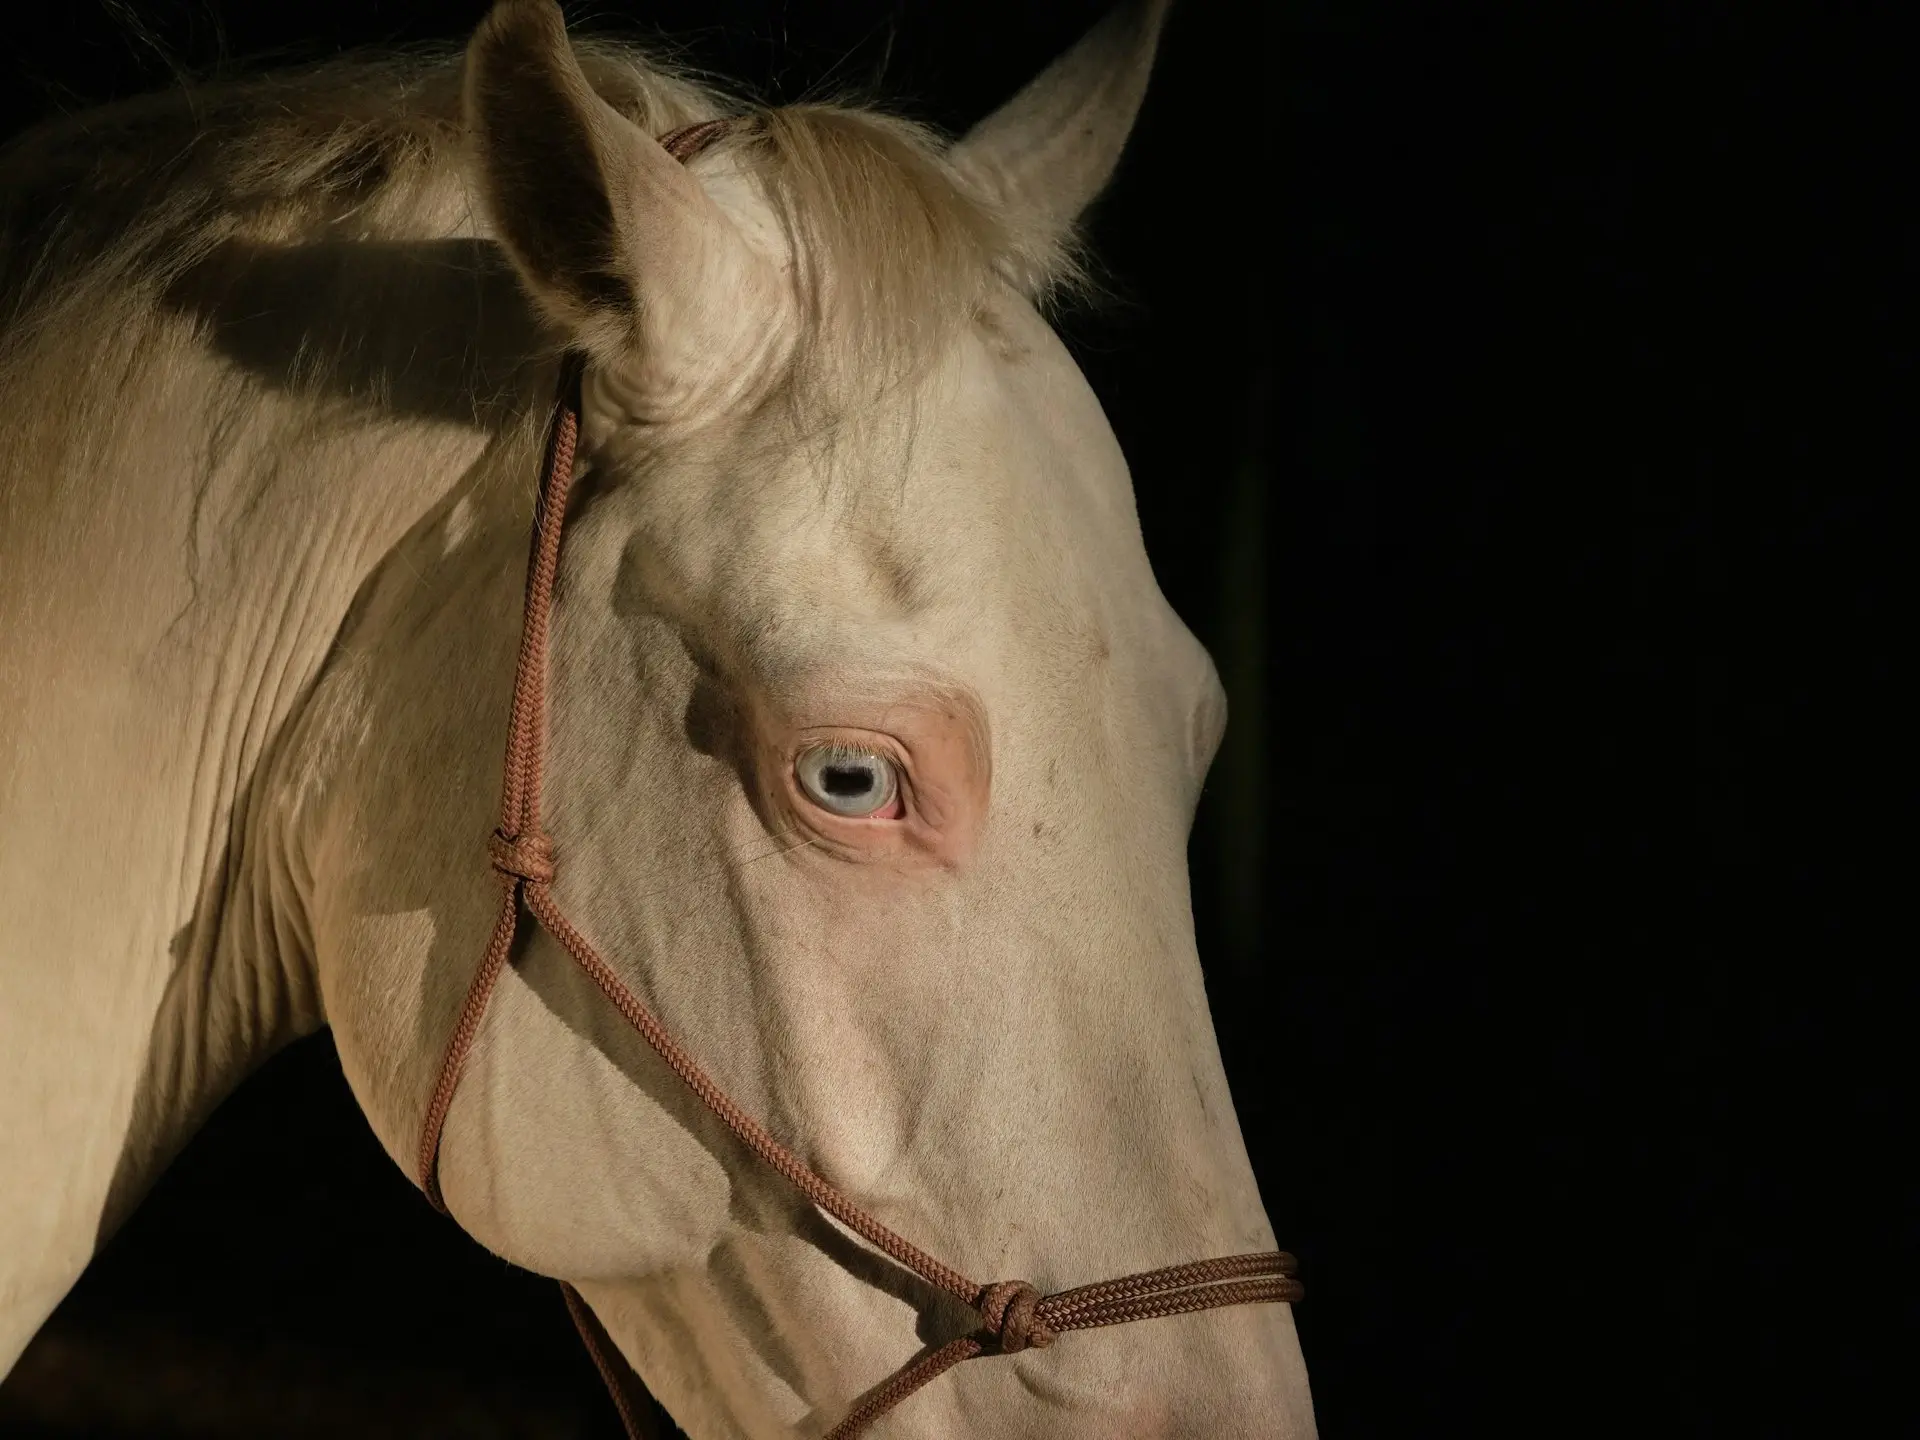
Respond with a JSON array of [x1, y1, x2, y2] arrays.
[[0, 1, 1313, 1434]]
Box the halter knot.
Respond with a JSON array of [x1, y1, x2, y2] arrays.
[[976, 1280, 1055, 1353], [488, 828, 556, 886]]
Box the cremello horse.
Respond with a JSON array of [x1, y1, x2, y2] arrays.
[[0, 1, 1312, 1434]]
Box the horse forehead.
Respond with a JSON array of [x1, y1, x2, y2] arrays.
[[604, 306, 1139, 677], [725, 318, 1120, 578]]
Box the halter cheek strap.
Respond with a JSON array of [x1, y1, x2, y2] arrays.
[[413, 118, 1301, 1440]]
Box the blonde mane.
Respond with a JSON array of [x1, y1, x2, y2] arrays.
[[0, 39, 1083, 476]]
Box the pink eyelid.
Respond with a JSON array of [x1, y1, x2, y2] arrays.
[[760, 692, 989, 867]]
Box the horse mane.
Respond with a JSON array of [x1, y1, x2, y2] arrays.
[[0, 38, 1083, 457]]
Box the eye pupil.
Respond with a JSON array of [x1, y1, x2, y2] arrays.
[[822, 764, 871, 796]]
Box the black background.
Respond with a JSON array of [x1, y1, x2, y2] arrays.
[[0, 3, 1898, 1438]]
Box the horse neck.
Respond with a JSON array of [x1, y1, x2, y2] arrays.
[[105, 399, 537, 1212], [0, 283, 540, 1350]]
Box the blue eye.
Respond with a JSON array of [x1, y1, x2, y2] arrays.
[[796, 745, 899, 817]]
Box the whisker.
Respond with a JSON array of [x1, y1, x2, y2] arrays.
[[725, 830, 819, 870]]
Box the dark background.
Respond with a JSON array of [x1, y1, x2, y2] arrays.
[[0, 3, 1897, 1438]]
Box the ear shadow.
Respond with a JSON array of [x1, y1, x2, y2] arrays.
[[162, 236, 549, 427]]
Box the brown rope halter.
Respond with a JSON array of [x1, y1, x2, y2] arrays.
[[414, 120, 1301, 1439]]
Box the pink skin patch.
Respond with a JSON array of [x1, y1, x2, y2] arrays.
[[753, 682, 991, 868]]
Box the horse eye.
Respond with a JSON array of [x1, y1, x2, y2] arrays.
[[795, 745, 899, 818]]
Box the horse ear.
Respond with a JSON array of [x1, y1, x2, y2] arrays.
[[464, 0, 773, 405], [950, 0, 1172, 244]]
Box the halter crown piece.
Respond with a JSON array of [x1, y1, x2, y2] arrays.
[[414, 119, 1302, 1439]]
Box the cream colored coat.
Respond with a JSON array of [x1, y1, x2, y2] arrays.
[[0, 2, 1312, 1434]]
